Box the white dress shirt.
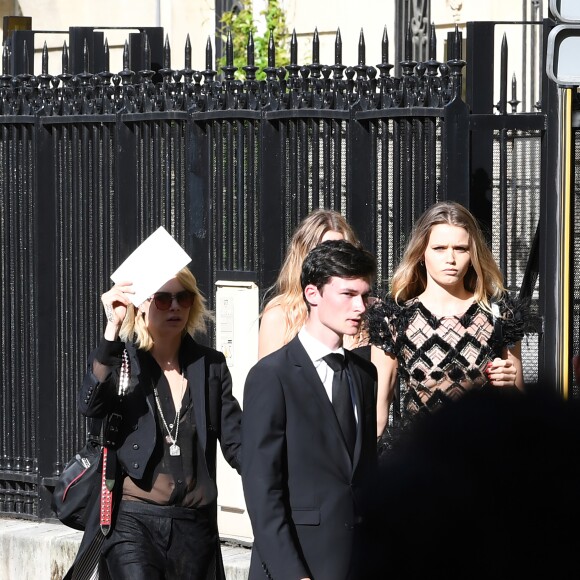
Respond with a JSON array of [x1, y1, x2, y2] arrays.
[[298, 328, 357, 421]]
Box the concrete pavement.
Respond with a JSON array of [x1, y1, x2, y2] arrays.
[[0, 517, 251, 580]]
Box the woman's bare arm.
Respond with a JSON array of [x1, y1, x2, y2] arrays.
[[372, 345, 398, 436], [258, 304, 289, 359]]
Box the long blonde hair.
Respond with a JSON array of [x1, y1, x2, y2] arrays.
[[263, 208, 360, 343], [391, 201, 505, 309], [120, 267, 212, 350]]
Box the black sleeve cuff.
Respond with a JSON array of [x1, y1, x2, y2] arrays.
[[94, 337, 126, 366]]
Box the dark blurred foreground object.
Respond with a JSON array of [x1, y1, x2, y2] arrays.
[[358, 386, 580, 580]]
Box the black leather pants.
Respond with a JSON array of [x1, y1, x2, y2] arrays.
[[103, 500, 217, 580]]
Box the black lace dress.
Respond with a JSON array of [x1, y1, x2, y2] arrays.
[[368, 294, 527, 452]]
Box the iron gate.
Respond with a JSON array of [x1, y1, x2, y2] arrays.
[[0, 18, 563, 520]]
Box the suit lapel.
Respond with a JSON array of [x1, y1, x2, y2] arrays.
[[287, 337, 330, 414], [288, 337, 354, 468]]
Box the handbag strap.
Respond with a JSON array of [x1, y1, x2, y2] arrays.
[[100, 447, 114, 535], [86, 417, 103, 441], [99, 347, 130, 535]]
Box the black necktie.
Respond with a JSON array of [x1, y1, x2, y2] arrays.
[[323, 353, 356, 458]]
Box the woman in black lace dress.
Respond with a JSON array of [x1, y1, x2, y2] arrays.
[[368, 202, 526, 445]]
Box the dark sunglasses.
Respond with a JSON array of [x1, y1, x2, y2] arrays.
[[151, 290, 195, 310]]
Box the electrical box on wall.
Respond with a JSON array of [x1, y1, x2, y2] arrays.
[[215, 277, 259, 544]]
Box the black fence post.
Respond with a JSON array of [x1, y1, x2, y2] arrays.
[[129, 28, 164, 81], [6, 29, 35, 75], [347, 116, 376, 256], [259, 117, 285, 297], [442, 28, 469, 206], [442, 98, 470, 204], [465, 21, 495, 238], [68, 27, 106, 74], [115, 117, 139, 269], [35, 118, 59, 519], [185, 117, 214, 339]]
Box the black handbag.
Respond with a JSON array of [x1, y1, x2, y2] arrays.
[[51, 419, 103, 531], [53, 348, 130, 532]]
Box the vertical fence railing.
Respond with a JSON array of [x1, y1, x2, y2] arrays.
[[0, 117, 38, 516], [0, 20, 546, 520]]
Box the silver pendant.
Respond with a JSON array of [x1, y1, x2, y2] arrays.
[[169, 444, 181, 456]]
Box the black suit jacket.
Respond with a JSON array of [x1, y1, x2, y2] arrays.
[[242, 336, 377, 580]]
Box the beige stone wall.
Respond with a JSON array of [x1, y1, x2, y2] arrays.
[[0, 0, 21, 20], [0, 0, 551, 77], [283, 0, 396, 68], [430, 0, 548, 111], [284, 0, 549, 68], [1, 0, 216, 74]]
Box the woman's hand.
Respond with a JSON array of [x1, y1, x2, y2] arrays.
[[485, 357, 518, 388], [101, 281, 134, 339]]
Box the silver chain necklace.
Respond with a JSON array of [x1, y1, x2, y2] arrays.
[[153, 372, 186, 456]]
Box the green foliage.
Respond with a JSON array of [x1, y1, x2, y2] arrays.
[[217, 0, 290, 80]]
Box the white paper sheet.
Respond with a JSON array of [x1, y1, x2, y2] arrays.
[[111, 226, 192, 306]]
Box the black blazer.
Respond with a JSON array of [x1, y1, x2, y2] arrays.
[[79, 335, 242, 480], [66, 334, 242, 580], [242, 336, 377, 580]]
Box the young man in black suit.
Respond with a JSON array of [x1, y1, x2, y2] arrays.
[[242, 239, 378, 580]]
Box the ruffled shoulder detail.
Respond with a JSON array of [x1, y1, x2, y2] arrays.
[[367, 296, 416, 354], [489, 293, 530, 350]]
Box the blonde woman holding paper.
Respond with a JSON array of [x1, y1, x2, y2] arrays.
[[65, 232, 242, 580]]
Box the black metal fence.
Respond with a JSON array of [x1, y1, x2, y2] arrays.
[[0, 20, 554, 520]]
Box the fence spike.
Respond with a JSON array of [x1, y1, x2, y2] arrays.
[[2, 43, 9, 75], [312, 27, 319, 64], [268, 29, 275, 68], [499, 33, 508, 114], [405, 21, 412, 61], [510, 72, 521, 113], [144, 32, 151, 70], [164, 34, 171, 69], [429, 22, 436, 60], [23, 39, 29, 75], [358, 28, 365, 66], [247, 29, 255, 67], [377, 26, 393, 79], [290, 29, 297, 66], [185, 34, 191, 69], [226, 28, 233, 66], [335, 28, 343, 65], [104, 38, 110, 72], [509, 71, 521, 112], [381, 25, 388, 65], [205, 36, 212, 71], [83, 38, 89, 73], [453, 24, 461, 60], [62, 41, 69, 74], [123, 40, 129, 71], [42, 41, 48, 75]]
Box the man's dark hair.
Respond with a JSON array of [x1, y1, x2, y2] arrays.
[[300, 239, 377, 292]]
